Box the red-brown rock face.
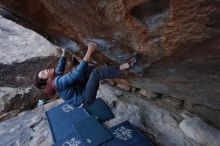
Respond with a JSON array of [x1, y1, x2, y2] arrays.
[[0, 0, 219, 127], [1, 0, 219, 59]]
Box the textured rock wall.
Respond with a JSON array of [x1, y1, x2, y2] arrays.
[[0, 16, 59, 120], [0, 0, 219, 58], [0, 0, 220, 129]]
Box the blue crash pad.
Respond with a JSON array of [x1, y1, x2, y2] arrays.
[[103, 121, 154, 146], [53, 116, 112, 146], [46, 102, 90, 142], [52, 130, 84, 146], [84, 98, 114, 123]]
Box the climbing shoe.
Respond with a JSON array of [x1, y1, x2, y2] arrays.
[[128, 57, 137, 69]]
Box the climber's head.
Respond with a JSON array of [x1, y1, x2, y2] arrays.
[[38, 69, 55, 80], [34, 69, 54, 89], [33, 68, 56, 96]]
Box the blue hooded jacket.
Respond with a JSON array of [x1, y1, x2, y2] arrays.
[[53, 56, 88, 106]]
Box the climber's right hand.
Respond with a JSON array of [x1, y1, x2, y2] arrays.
[[83, 42, 97, 61], [87, 42, 97, 54]]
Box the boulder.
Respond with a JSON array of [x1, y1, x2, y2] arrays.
[[0, 0, 220, 145], [0, 1, 219, 122], [179, 112, 220, 146], [0, 16, 59, 120], [0, 86, 37, 121], [0, 15, 55, 64]]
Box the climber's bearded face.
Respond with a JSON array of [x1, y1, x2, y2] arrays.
[[38, 69, 54, 79]]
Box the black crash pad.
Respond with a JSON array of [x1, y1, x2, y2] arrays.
[[53, 116, 112, 146], [46, 102, 90, 142], [103, 121, 154, 146], [84, 98, 114, 123]]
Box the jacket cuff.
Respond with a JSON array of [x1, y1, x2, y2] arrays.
[[76, 60, 88, 70]]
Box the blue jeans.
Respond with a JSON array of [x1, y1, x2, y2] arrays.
[[83, 66, 121, 105]]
